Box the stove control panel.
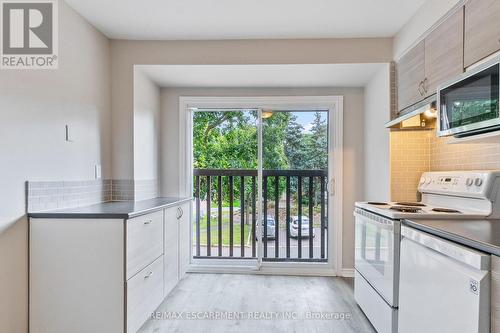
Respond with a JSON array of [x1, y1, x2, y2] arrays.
[[418, 171, 500, 199]]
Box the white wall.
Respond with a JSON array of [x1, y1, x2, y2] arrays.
[[159, 87, 365, 270], [133, 69, 160, 183], [363, 65, 391, 201], [0, 2, 111, 332], [393, 0, 462, 60]]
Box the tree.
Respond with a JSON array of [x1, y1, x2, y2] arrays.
[[305, 111, 328, 203], [308, 111, 328, 170], [284, 114, 306, 169]]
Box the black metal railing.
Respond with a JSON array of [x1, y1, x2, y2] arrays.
[[193, 169, 328, 262]]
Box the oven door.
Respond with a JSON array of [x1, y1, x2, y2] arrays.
[[438, 60, 500, 137], [354, 208, 400, 307]]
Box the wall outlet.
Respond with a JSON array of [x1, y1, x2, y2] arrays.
[[94, 164, 102, 179]]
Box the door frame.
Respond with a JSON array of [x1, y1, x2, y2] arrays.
[[178, 96, 343, 276]]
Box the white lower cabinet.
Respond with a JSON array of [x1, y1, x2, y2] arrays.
[[178, 202, 192, 278], [164, 206, 179, 296], [164, 202, 192, 296], [493, 255, 500, 333], [30, 200, 192, 333], [126, 210, 164, 279], [30, 218, 125, 333], [127, 255, 165, 333]]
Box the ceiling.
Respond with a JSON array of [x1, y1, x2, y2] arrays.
[[136, 64, 386, 88], [65, 0, 426, 40]]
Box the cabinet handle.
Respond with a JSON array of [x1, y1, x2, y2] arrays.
[[144, 271, 154, 279], [422, 78, 428, 94], [144, 219, 153, 225], [177, 207, 183, 219]]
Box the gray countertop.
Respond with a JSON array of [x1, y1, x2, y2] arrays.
[[28, 197, 193, 219], [403, 219, 500, 256]]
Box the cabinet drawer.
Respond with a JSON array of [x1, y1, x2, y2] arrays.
[[126, 211, 163, 279], [126, 255, 164, 333]]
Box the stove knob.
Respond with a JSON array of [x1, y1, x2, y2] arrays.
[[425, 178, 432, 185], [466, 178, 474, 187], [419, 178, 426, 185], [475, 178, 483, 187]]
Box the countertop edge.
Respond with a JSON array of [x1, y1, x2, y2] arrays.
[[28, 197, 193, 220], [127, 197, 193, 219], [403, 219, 500, 257]]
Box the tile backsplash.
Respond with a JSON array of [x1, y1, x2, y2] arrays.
[[111, 179, 135, 201], [390, 130, 431, 202], [390, 129, 500, 201], [430, 135, 500, 171], [27, 180, 112, 213], [27, 178, 159, 213]]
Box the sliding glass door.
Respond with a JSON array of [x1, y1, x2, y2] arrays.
[[191, 109, 259, 265], [190, 106, 331, 269], [261, 110, 329, 262]]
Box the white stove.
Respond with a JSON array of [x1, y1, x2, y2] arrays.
[[356, 170, 500, 220], [355, 201, 486, 219], [353, 170, 500, 333]]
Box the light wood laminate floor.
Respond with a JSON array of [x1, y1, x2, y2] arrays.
[[139, 273, 376, 333]]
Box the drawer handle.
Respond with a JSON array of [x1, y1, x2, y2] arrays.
[[144, 271, 154, 279], [144, 219, 153, 225]]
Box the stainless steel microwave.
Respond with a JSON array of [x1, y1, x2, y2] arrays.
[[437, 56, 500, 137]]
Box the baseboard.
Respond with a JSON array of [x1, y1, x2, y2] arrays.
[[340, 268, 355, 278]]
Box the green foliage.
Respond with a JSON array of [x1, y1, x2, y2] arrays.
[[308, 112, 328, 170], [193, 111, 257, 170]]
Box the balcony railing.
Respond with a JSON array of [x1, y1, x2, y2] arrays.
[[193, 169, 328, 262]]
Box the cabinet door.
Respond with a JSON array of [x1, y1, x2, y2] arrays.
[[396, 40, 425, 111], [178, 202, 192, 279], [163, 207, 179, 297], [126, 211, 163, 279], [424, 8, 464, 95], [464, 0, 500, 67]]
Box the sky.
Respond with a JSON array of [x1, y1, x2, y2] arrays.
[[289, 111, 328, 133]]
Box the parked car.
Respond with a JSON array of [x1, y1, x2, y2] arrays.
[[257, 216, 276, 239], [289, 216, 315, 238]]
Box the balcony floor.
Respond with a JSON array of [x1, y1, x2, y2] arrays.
[[139, 273, 375, 333]]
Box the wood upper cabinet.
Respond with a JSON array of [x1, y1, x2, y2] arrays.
[[396, 8, 465, 113], [396, 40, 425, 111], [464, 0, 500, 68], [424, 7, 464, 95]]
